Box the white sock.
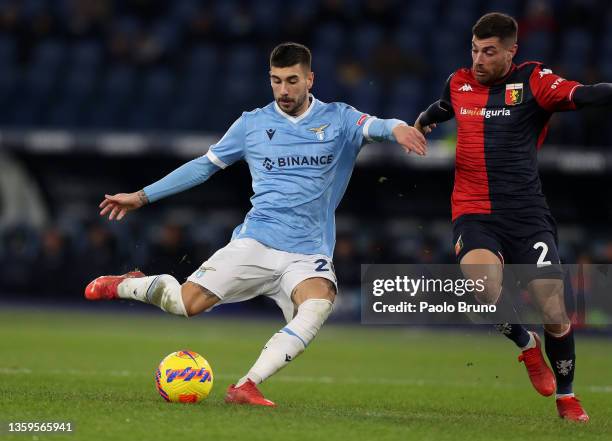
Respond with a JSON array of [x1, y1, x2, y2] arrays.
[[520, 331, 537, 351], [118, 275, 187, 317], [556, 393, 575, 399], [236, 299, 333, 387]]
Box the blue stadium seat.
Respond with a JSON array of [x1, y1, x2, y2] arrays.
[[351, 25, 383, 61], [386, 78, 425, 122], [46, 99, 81, 128], [253, 0, 281, 36], [0, 65, 17, 100], [63, 65, 98, 101], [399, 3, 437, 31], [603, 35, 612, 59], [47, 65, 98, 128], [313, 23, 346, 54], [394, 29, 427, 57], [560, 29, 592, 79], [347, 79, 382, 116], [126, 68, 175, 130], [485, 0, 519, 17], [85, 66, 136, 129], [102, 65, 136, 99], [70, 41, 103, 70], [188, 45, 218, 79], [601, 59, 612, 79], [21, 0, 47, 17], [431, 30, 468, 76], [442, 2, 478, 33], [0, 35, 16, 64], [30, 40, 66, 76], [311, 50, 340, 102], [519, 31, 554, 63], [226, 45, 258, 76], [143, 68, 175, 105], [151, 19, 181, 53]]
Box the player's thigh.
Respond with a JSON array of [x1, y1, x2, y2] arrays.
[[507, 229, 563, 287], [279, 255, 337, 309], [186, 238, 278, 306], [181, 281, 220, 316], [454, 217, 504, 303]]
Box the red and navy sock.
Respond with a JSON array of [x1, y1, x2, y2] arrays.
[[495, 323, 531, 348], [544, 326, 575, 395]]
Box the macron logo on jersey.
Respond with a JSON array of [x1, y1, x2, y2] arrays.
[[458, 83, 473, 92]]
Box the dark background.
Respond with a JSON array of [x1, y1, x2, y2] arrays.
[[1, 0, 611, 318]]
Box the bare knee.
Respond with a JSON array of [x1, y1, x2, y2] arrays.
[[460, 249, 503, 305], [181, 282, 220, 317], [291, 277, 336, 307], [544, 323, 571, 335]]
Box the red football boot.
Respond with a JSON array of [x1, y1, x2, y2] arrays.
[[518, 332, 556, 396], [556, 396, 589, 422], [84, 271, 145, 300], [225, 380, 276, 407]]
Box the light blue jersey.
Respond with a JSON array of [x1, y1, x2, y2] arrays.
[[144, 96, 404, 257]]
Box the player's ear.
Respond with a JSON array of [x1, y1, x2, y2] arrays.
[[307, 71, 314, 91], [507, 43, 518, 61]]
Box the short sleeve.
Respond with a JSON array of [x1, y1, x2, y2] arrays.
[[529, 64, 582, 112], [206, 114, 246, 168]]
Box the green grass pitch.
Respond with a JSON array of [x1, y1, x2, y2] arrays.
[[1, 306, 611, 441]]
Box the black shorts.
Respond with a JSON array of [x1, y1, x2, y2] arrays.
[[452, 213, 563, 284]]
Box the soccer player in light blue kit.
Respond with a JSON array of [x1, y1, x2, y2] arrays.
[[85, 43, 427, 406]]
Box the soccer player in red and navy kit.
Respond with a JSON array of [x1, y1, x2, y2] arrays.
[[415, 12, 612, 422]]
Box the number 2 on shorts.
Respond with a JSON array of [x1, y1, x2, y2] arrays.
[[533, 241, 552, 268], [315, 259, 330, 272]]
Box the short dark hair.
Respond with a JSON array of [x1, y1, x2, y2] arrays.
[[270, 42, 311, 70], [472, 12, 518, 44]]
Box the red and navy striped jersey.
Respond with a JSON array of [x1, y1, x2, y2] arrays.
[[441, 62, 581, 221]]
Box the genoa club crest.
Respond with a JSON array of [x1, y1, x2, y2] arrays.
[[505, 83, 523, 105]]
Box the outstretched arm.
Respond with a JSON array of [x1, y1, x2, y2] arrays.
[[99, 153, 222, 220], [341, 105, 427, 156], [573, 83, 612, 108], [364, 117, 427, 156], [100, 115, 246, 221], [414, 99, 454, 134]]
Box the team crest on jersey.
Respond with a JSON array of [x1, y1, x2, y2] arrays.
[[505, 83, 523, 105], [455, 235, 463, 256], [308, 123, 330, 141]]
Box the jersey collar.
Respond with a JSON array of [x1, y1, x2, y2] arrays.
[[273, 94, 317, 123]]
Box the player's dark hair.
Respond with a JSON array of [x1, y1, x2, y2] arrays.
[[472, 12, 518, 44], [270, 42, 312, 70]]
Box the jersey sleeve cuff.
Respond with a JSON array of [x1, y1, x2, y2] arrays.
[[206, 150, 228, 169]]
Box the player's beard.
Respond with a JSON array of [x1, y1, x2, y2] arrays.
[[277, 92, 308, 116], [473, 63, 510, 85]]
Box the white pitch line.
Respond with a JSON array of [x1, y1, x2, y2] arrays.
[[1, 367, 611, 394]]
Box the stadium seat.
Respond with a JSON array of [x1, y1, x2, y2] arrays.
[[347, 79, 382, 116], [394, 29, 427, 57], [520, 31, 554, 63], [351, 25, 383, 62], [70, 41, 103, 70], [0, 35, 16, 64], [313, 23, 346, 54]]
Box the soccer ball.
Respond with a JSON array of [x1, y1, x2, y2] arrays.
[[155, 350, 214, 403]]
